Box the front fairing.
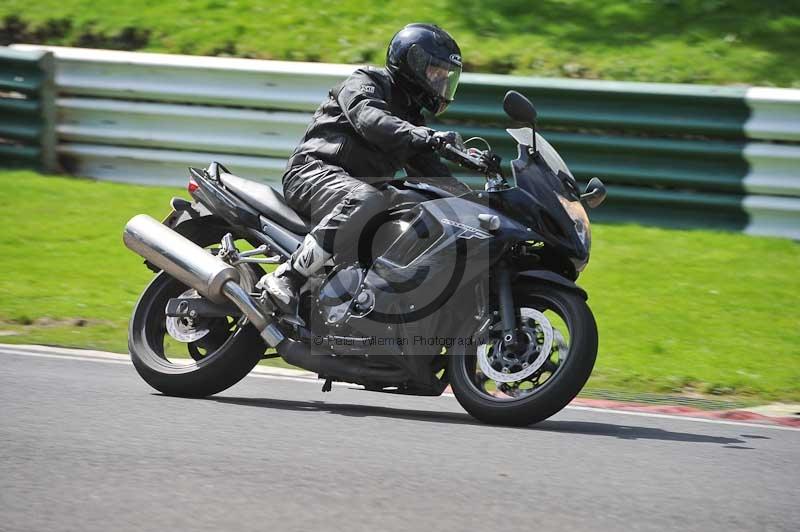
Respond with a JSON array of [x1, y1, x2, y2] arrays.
[[504, 131, 591, 271], [367, 130, 590, 288]]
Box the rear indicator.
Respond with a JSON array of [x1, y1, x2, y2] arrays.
[[187, 178, 199, 194]]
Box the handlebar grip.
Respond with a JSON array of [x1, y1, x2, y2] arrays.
[[443, 144, 488, 172]]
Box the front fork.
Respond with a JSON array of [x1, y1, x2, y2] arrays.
[[496, 263, 518, 345]]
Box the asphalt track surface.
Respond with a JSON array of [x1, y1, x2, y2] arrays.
[[1, 346, 798, 532]]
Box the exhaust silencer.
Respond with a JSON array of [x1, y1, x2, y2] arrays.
[[123, 214, 284, 346], [123, 214, 238, 304]]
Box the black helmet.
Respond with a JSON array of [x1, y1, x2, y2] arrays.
[[386, 23, 462, 116]]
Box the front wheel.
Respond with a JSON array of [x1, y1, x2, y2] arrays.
[[449, 286, 598, 426]]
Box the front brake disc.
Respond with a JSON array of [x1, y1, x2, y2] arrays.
[[477, 308, 553, 383]]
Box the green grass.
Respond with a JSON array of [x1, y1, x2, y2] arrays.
[[1, 0, 799, 87], [1, 170, 799, 401], [0, 171, 177, 352]]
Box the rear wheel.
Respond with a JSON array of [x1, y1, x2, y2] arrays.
[[128, 223, 267, 397], [449, 286, 597, 426]]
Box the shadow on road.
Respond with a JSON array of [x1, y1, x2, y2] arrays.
[[534, 420, 748, 446], [207, 395, 749, 447]]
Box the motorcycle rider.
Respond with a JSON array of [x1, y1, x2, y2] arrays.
[[260, 23, 467, 314]]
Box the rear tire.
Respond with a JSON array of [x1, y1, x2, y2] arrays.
[[449, 286, 597, 426], [128, 271, 266, 398]]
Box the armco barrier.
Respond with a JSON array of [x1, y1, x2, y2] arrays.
[[8, 44, 800, 239], [0, 47, 57, 171]]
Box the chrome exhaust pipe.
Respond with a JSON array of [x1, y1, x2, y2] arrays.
[[123, 214, 284, 346], [123, 214, 237, 304]]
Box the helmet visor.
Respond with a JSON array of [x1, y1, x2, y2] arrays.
[[407, 45, 462, 111]]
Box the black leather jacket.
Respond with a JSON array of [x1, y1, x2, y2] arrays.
[[286, 66, 451, 180]]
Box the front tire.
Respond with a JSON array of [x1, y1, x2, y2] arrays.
[[449, 286, 598, 426]]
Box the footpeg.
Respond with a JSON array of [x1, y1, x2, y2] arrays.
[[218, 233, 281, 266]]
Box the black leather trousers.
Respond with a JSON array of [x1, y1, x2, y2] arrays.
[[283, 159, 428, 265]]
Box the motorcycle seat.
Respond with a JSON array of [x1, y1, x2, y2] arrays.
[[219, 172, 311, 234]]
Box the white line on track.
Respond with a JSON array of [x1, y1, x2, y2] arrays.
[[1, 345, 798, 432], [0, 349, 131, 365]]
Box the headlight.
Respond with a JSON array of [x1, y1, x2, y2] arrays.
[[556, 194, 591, 250]]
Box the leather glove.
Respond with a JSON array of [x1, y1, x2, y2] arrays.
[[409, 126, 436, 151], [428, 130, 464, 152]]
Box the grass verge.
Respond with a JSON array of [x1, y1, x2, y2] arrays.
[[1, 170, 798, 401], [1, 0, 799, 87]]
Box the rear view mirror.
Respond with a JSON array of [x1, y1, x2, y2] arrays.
[[581, 177, 607, 209], [503, 90, 538, 125]]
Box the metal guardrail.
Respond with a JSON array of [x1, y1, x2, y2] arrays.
[[0, 47, 57, 171], [7, 44, 800, 239]]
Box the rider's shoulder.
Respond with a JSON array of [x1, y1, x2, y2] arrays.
[[346, 67, 392, 98]]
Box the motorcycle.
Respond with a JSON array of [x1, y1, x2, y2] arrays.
[[123, 90, 607, 426]]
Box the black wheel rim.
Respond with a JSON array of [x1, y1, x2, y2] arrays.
[[134, 259, 262, 373], [458, 293, 574, 403], [140, 275, 245, 371]]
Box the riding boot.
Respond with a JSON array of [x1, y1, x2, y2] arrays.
[[258, 235, 331, 316]]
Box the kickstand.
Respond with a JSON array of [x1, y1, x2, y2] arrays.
[[321, 378, 333, 393]]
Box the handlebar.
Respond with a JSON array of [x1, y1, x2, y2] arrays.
[[430, 134, 507, 190], [440, 143, 489, 173]]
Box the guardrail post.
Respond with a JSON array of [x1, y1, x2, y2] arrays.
[[37, 49, 57, 173], [0, 46, 58, 172]]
